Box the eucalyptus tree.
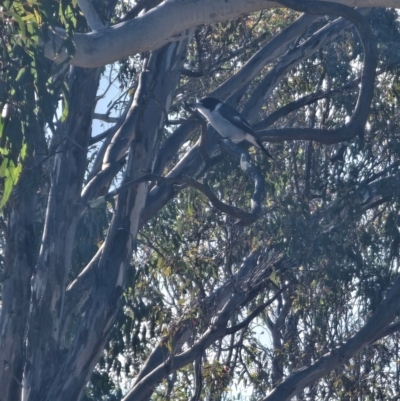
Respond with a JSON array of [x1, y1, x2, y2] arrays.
[[1, 1, 400, 401]]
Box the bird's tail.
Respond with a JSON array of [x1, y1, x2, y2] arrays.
[[244, 133, 273, 159]]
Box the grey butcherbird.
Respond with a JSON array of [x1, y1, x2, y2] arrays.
[[187, 97, 273, 159]]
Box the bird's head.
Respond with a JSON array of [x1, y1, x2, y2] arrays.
[[187, 97, 221, 111]]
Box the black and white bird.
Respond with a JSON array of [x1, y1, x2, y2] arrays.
[[188, 97, 273, 159]]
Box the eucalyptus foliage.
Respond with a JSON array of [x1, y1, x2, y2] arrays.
[[1, 2, 400, 401]]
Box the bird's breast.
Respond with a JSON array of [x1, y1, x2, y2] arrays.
[[199, 110, 246, 142]]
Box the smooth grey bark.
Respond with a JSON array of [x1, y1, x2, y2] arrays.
[[77, 0, 105, 30], [44, 0, 399, 68], [67, 35, 192, 316], [43, 36, 192, 401], [0, 167, 40, 401], [22, 66, 101, 401]]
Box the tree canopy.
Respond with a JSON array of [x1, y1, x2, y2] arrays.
[[1, 1, 400, 401]]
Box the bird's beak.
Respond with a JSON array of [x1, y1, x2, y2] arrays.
[[186, 101, 200, 108]]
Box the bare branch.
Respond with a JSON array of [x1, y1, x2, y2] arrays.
[[89, 170, 260, 225], [259, 1, 377, 144], [77, 0, 105, 31], [190, 357, 203, 401], [226, 286, 287, 334], [43, 0, 394, 68], [147, 7, 376, 218], [93, 112, 119, 123], [212, 13, 321, 100], [123, 251, 296, 401], [255, 60, 400, 134], [261, 275, 400, 401], [153, 13, 321, 179], [243, 7, 373, 123], [372, 321, 400, 343]]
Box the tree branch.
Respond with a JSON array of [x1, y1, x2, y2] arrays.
[[23, 66, 102, 401], [226, 286, 287, 334], [261, 274, 400, 401], [89, 169, 260, 225], [93, 112, 119, 123], [263, 1, 377, 142], [255, 61, 400, 132], [51, 38, 192, 401], [42, 0, 393, 68], [152, 13, 321, 179], [190, 356, 203, 401], [212, 13, 321, 100], [243, 7, 373, 123], [77, 0, 105, 31], [146, 7, 376, 220], [123, 251, 296, 401]]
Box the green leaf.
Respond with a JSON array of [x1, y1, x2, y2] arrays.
[[269, 269, 280, 285], [0, 159, 8, 176], [9, 9, 27, 39], [20, 143, 28, 160], [15, 66, 28, 82], [61, 82, 70, 122], [33, 7, 42, 24], [0, 159, 23, 209]]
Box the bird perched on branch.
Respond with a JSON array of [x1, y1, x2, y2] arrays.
[[187, 97, 273, 159]]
